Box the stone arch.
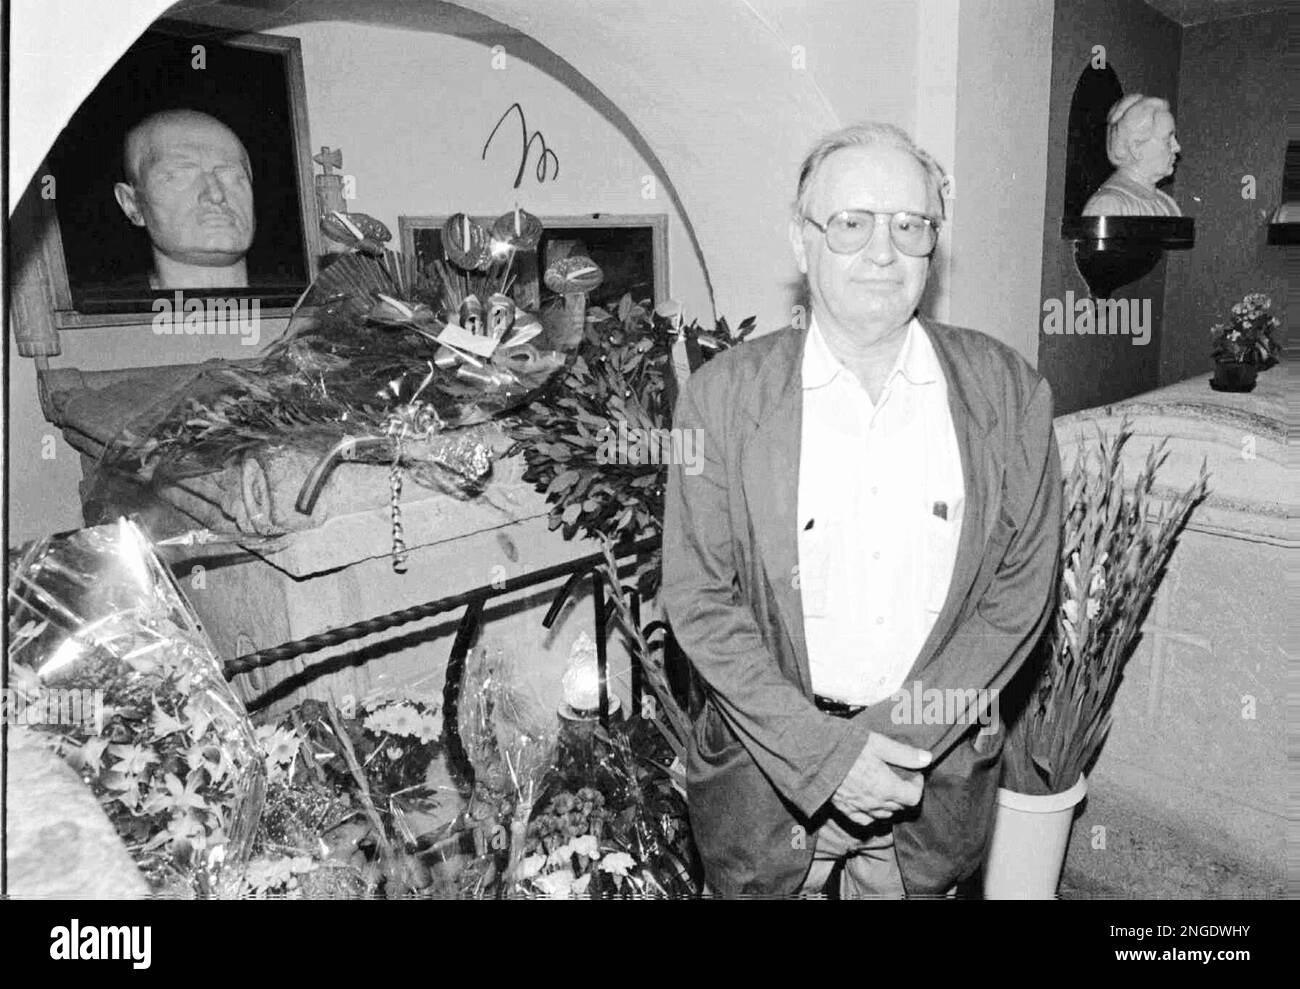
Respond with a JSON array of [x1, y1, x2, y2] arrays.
[[11, 0, 846, 331]]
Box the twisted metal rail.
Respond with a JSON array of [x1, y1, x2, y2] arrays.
[[224, 535, 660, 731]]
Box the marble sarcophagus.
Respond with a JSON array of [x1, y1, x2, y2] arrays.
[[1050, 365, 1289, 896]]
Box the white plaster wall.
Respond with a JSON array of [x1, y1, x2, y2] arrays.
[[950, 0, 1055, 364], [6, 0, 1056, 549]]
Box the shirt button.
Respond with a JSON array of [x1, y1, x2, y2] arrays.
[[875, 616, 884, 626]]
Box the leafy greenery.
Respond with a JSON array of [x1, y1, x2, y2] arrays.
[[504, 295, 754, 593]]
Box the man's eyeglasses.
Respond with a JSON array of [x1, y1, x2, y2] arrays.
[[802, 209, 940, 257]]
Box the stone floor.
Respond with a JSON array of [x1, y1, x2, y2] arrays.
[[1056, 784, 1286, 899]]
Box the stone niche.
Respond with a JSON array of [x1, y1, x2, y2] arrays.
[[1051, 366, 1288, 897]]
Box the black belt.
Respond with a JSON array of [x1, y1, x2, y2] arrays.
[[814, 694, 867, 718]]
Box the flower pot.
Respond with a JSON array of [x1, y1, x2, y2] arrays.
[[983, 774, 1087, 900], [1211, 361, 1257, 392]]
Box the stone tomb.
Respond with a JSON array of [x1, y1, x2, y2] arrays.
[[1051, 366, 1288, 896], [42, 361, 635, 725]]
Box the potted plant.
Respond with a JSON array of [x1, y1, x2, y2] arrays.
[[1209, 292, 1281, 392], [985, 425, 1207, 899]]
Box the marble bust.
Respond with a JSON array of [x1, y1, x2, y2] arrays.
[[113, 109, 255, 289], [1082, 94, 1182, 218]]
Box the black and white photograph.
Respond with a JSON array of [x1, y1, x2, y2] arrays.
[[2, 0, 1291, 938]]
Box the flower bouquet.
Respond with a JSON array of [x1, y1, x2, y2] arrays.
[[241, 690, 460, 898], [1003, 424, 1209, 796], [449, 641, 700, 898], [5, 519, 265, 894], [516, 719, 699, 899], [88, 208, 592, 566]]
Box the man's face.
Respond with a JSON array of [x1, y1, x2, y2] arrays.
[[790, 145, 934, 341], [118, 116, 255, 267], [1133, 111, 1180, 183]]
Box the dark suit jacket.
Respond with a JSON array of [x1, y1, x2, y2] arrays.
[[661, 317, 1061, 896]]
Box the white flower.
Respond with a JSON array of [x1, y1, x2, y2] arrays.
[[600, 852, 636, 877], [416, 711, 443, 744], [519, 854, 546, 880], [571, 873, 592, 895], [1063, 566, 1079, 597], [569, 834, 601, 860], [364, 701, 424, 739], [533, 871, 575, 898], [77, 736, 111, 774]]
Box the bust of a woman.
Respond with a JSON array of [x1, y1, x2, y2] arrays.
[[1082, 94, 1182, 217]]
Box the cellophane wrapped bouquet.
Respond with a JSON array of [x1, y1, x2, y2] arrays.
[[5, 519, 265, 895], [453, 644, 700, 899]]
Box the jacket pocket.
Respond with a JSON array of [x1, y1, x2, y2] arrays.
[[695, 700, 741, 761], [922, 512, 963, 614]]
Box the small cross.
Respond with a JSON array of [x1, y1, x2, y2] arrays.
[[313, 146, 343, 174]]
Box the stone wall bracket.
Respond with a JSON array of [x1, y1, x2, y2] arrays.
[[1062, 216, 1195, 298]]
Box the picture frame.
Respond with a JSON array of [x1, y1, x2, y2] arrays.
[[35, 20, 321, 329], [398, 213, 668, 312]]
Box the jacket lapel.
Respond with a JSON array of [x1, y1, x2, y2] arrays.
[[739, 326, 813, 694], [907, 317, 1005, 677]]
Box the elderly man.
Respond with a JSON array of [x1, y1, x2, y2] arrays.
[[662, 122, 1061, 898], [113, 109, 256, 289], [1082, 94, 1181, 217]]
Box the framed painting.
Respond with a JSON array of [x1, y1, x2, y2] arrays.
[[37, 21, 321, 327], [399, 213, 668, 312]]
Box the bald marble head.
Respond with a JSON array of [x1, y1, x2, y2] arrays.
[[113, 109, 255, 288]]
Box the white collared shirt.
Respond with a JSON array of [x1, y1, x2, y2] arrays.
[[797, 316, 965, 706]]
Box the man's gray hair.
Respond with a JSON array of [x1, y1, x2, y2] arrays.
[[794, 122, 948, 219], [1105, 95, 1170, 168]]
